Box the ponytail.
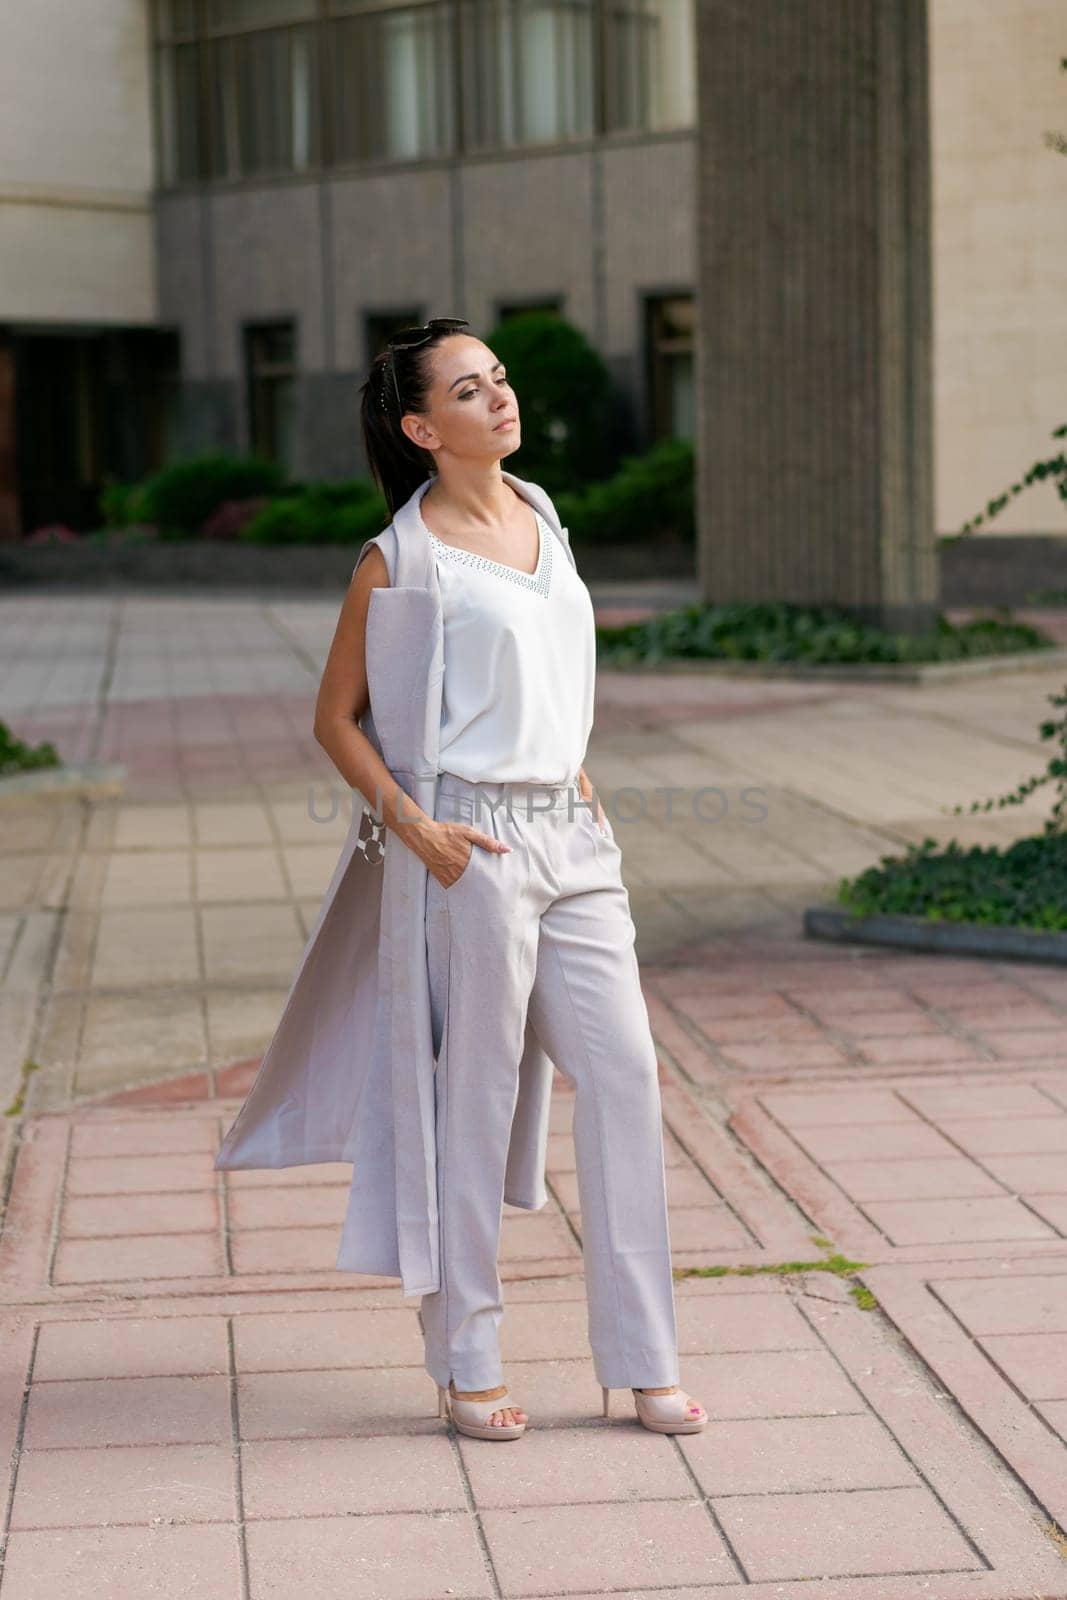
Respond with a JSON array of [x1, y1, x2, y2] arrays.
[[360, 329, 466, 521]]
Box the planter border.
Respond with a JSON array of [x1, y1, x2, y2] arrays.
[[600, 646, 1067, 683], [0, 762, 126, 802], [804, 904, 1067, 964]]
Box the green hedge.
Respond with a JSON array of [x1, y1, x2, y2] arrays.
[[483, 311, 618, 498], [98, 437, 695, 546], [595, 602, 1053, 666], [837, 833, 1067, 932], [239, 480, 388, 544], [557, 437, 694, 546], [140, 454, 287, 537]]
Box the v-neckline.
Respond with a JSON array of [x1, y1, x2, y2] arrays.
[[419, 504, 546, 583]]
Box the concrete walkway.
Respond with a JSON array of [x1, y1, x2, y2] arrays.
[[1, 591, 1066, 1598]]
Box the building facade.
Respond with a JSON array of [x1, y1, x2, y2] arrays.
[[0, 0, 1063, 538]]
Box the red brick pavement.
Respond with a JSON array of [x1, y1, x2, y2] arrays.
[[1, 941, 1066, 1594]]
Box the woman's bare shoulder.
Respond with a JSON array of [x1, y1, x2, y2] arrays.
[[351, 539, 391, 592]]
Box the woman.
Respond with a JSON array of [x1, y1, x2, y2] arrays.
[[250, 315, 705, 1443]]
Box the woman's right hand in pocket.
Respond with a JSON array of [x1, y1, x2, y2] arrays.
[[422, 821, 511, 890]]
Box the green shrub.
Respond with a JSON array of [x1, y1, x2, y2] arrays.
[[595, 602, 1053, 666], [99, 480, 152, 529], [485, 312, 617, 498], [141, 454, 286, 537], [558, 437, 695, 546], [239, 480, 387, 544], [0, 720, 60, 777], [837, 833, 1067, 932]]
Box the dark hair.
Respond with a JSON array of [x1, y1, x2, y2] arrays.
[[360, 327, 470, 521]]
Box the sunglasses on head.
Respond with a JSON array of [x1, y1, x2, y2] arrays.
[[382, 317, 470, 412]]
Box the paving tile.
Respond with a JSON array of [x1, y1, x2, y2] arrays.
[[647, 1204, 753, 1252], [495, 1299, 597, 1362], [232, 1307, 425, 1372], [822, 1157, 1004, 1201], [481, 1500, 735, 1594], [241, 1434, 466, 1518], [979, 1332, 1067, 1399], [898, 1081, 1067, 1120], [936, 1270, 1067, 1336], [499, 1209, 581, 1260], [980, 1030, 1067, 1061], [937, 1115, 1067, 1155], [980, 1152, 1067, 1193], [205, 988, 286, 1059], [758, 1088, 917, 1125], [719, 1041, 852, 1071], [61, 1189, 218, 1238], [245, 1511, 492, 1599], [229, 1224, 343, 1275], [69, 1116, 220, 1158], [23, 1374, 232, 1449], [671, 1349, 862, 1420], [200, 903, 304, 984], [840, 1015, 959, 1043], [9, 1442, 234, 1529], [675, 1292, 820, 1352], [53, 1231, 225, 1284], [195, 847, 287, 902], [34, 1316, 229, 1380], [680, 1413, 917, 1496], [713, 1485, 981, 1582], [0, 1524, 239, 1600], [194, 802, 274, 847], [461, 1425, 694, 1508], [78, 992, 207, 1074], [862, 1195, 1059, 1246], [66, 1152, 219, 1195], [99, 849, 193, 907], [90, 907, 199, 987], [236, 1365, 441, 1439], [787, 1121, 962, 1162], [227, 1183, 348, 1230], [857, 1035, 979, 1066]]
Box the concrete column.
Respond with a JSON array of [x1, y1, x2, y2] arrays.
[[695, 0, 936, 629]]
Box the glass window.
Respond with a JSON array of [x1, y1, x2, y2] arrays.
[[460, 0, 593, 150], [498, 298, 563, 320], [208, 25, 318, 176], [604, 0, 695, 133], [645, 293, 694, 441], [365, 310, 425, 366], [245, 322, 298, 468], [208, 0, 315, 28], [157, 42, 203, 183], [330, 5, 455, 164]]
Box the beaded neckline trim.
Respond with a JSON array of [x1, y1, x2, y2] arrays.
[[422, 508, 553, 597]]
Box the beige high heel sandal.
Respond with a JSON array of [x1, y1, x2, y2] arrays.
[[437, 1378, 528, 1440], [601, 1384, 708, 1434]]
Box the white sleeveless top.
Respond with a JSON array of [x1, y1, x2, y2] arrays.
[[422, 505, 597, 783]]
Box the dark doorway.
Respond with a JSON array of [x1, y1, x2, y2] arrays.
[[14, 327, 180, 535]]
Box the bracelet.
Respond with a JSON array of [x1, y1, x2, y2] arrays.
[[355, 805, 386, 866]]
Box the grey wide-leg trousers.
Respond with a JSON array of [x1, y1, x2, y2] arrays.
[[419, 771, 680, 1393]]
